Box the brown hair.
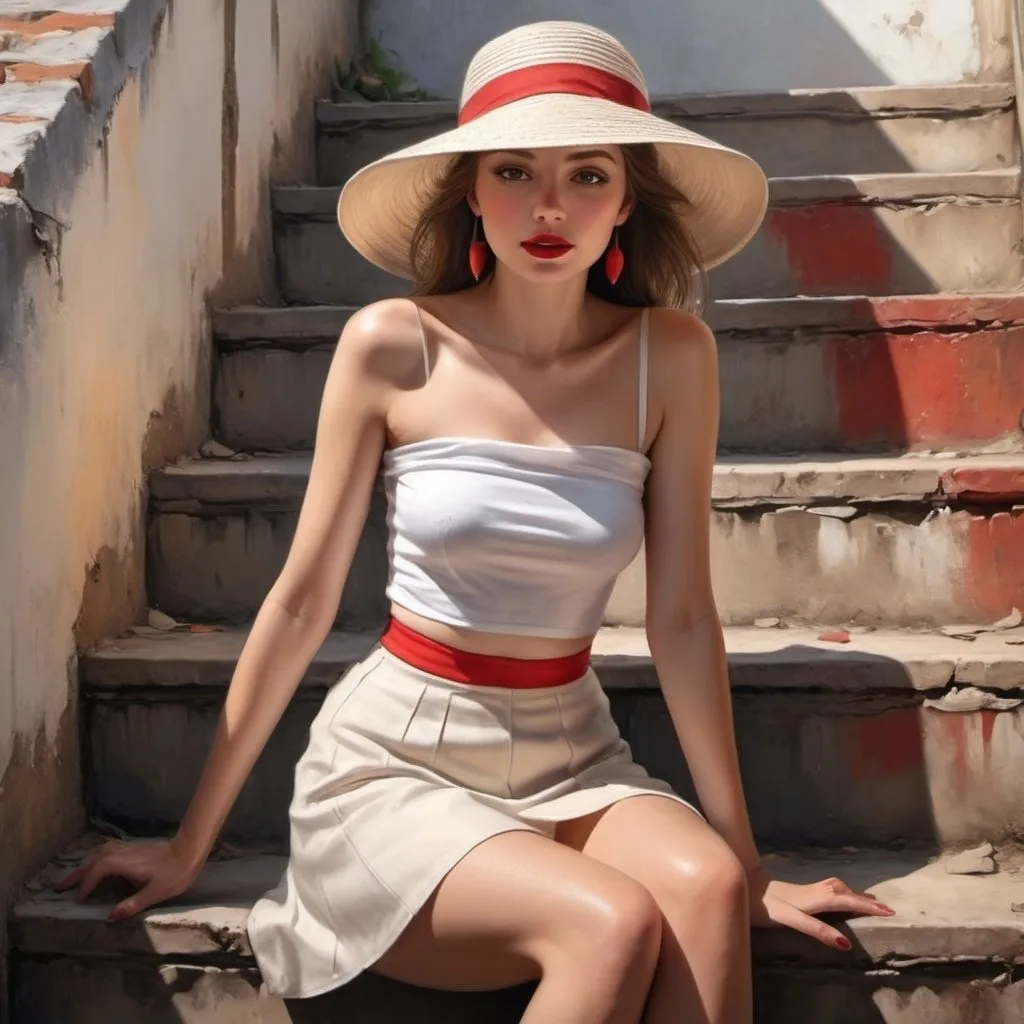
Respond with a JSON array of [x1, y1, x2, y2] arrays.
[[408, 144, 708, 310]]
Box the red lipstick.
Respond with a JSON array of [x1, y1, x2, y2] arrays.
[[521, 233, 574, 260]]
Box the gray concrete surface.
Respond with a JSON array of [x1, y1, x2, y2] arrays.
[[273, 172, 1024, 305], [78, 626, 1024, 849], [9, 848, 1024, 1022], [362, 0, 1010, 94], [210, 296, 1024, 455], [144, 452, 1024, 628]]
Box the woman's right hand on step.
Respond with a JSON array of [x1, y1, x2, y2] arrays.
[[53, 838, 203, 922]]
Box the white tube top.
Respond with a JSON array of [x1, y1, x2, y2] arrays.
[[381, 436, 650, 638]]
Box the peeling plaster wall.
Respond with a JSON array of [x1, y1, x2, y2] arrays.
[[0, 0, 357, 993], [364, 0, 1012, 96]]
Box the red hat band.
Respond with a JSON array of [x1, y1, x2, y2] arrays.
[[458, 62, 651, 126]]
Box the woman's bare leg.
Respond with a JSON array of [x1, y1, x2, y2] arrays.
[[372, 829, 662, 1023], [557, 796, 753, 1024]]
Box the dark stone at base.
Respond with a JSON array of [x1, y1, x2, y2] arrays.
[[13, 956, 1024, 1023]]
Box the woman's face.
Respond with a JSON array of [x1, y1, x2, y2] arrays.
[[470, 145, 631, 283]]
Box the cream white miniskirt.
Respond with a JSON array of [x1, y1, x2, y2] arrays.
[[246, 644, 698, 1000]]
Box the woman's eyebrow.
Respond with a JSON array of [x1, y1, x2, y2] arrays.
[[565, 149, 617, 162], [490, 149, 617, 162]]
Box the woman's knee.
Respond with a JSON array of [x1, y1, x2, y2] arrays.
[[543, 872, 663, 975], [657, 847, 749, 925]]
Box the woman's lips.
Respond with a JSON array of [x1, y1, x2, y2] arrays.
[[521, 235, 574, 260]]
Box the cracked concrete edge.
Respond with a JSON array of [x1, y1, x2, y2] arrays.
[[313, 83, 1016, 129], [0, 0, 167, 232], [768, 169, 1021, 204], [0, 187, 40, 366], [210, 294, 1024, 344], [10, 850, 1024, 963], [271, 169, 1024, 220], [145, 452, 1024, 508], [78, 625, 1024, 694]]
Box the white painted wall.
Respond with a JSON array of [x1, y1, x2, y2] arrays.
[[0, 0, 357, 923], [364, 0, 1012, 97]]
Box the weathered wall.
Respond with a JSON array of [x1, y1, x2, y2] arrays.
[[364, 0, 1013, 96], [0, 0, 357, 1012]]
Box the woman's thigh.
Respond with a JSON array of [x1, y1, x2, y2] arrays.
[[555, 795, 748, 911], [372, 827, 660, 992]]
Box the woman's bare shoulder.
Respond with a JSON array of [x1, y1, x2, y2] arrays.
[[647, 305, 714, 347], [335, 297, 431, 392], [646, 306, 716, 389]]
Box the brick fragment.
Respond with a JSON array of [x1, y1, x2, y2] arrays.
[[0, 61, 93, 105], [0, 14, 115, 35], [942, 468, 1024, 502]]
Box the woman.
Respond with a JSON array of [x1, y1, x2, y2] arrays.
[[59, 21, 894, 1024]]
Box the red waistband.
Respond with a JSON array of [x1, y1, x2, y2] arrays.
[[379, 617, 592, 688]]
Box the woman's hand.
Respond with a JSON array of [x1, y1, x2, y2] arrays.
[[54, 839, 203, 922], [747, 865, 895, 951]]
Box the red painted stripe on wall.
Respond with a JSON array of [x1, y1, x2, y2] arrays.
[[963, 508, 1024, 619], [830, 327, 1024, 448], [848, 706, 924, 783], [766, 206, 893, 295]]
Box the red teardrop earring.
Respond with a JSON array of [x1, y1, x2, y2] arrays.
[[604, 227, 624, 285], [468, 216, 489, 280]]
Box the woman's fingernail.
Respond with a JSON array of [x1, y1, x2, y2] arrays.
[[836, 936, 852, 951]]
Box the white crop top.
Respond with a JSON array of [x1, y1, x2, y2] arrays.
[[381, 308, 651, 639]]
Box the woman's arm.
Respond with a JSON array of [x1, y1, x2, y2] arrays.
[[172, 304, 396, 867], [58, 300, 422, 917], [642, 308, 894, 947], [642, 308, 759, 870]]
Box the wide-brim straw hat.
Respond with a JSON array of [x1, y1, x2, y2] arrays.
[[337, 21, 769, 279]]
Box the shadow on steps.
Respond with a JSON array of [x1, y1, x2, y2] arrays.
[[285, 972, 534, 1022]]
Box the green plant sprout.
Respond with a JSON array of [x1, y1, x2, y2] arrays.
[[335, 36, 437, 102]]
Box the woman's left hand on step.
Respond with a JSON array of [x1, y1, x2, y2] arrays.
[[746, 866, 896, 951]]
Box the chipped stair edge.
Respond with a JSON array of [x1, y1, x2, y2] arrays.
[[208, 293, 1024, 344], [78, 624, 1024, 696], [9, 846, 1024, 968]]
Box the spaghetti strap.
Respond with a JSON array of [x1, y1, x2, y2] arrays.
[[413, 303, 431, 384], [637, 308, 650, 451]]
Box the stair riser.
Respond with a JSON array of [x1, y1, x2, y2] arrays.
[[147, 497, 390, 631], [611, 505, 1024, 628], [714, 200, 1023, 299], [148, 503, 1024, 629], [316, 108, 1016, 184], [84, 686, 1024, 850], [276, 218, 407, 306], [215, 346, 333, 452], [11, 961, 286, 1024], [214, 326, 1024, 454], [14, 957, 1024, 1023], [276, 200, 1024, 305]]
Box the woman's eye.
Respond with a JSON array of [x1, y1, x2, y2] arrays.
[[496, 167, 528, 181], [574, 169, 608, 185]]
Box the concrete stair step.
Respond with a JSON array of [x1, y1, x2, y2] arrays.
[[81, 625, 1024, 851], [213, 294, 1024, 455], [315, 83, 1016, 183], [273, 171, 1024, 305], [146, 452, 1024, 629], [11, 843, 1024, 1022]]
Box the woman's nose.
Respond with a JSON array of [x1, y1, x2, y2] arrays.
[[532, 185, 566, 222]]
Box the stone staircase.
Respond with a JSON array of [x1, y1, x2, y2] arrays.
[[9, 83, 1024, 1023]]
